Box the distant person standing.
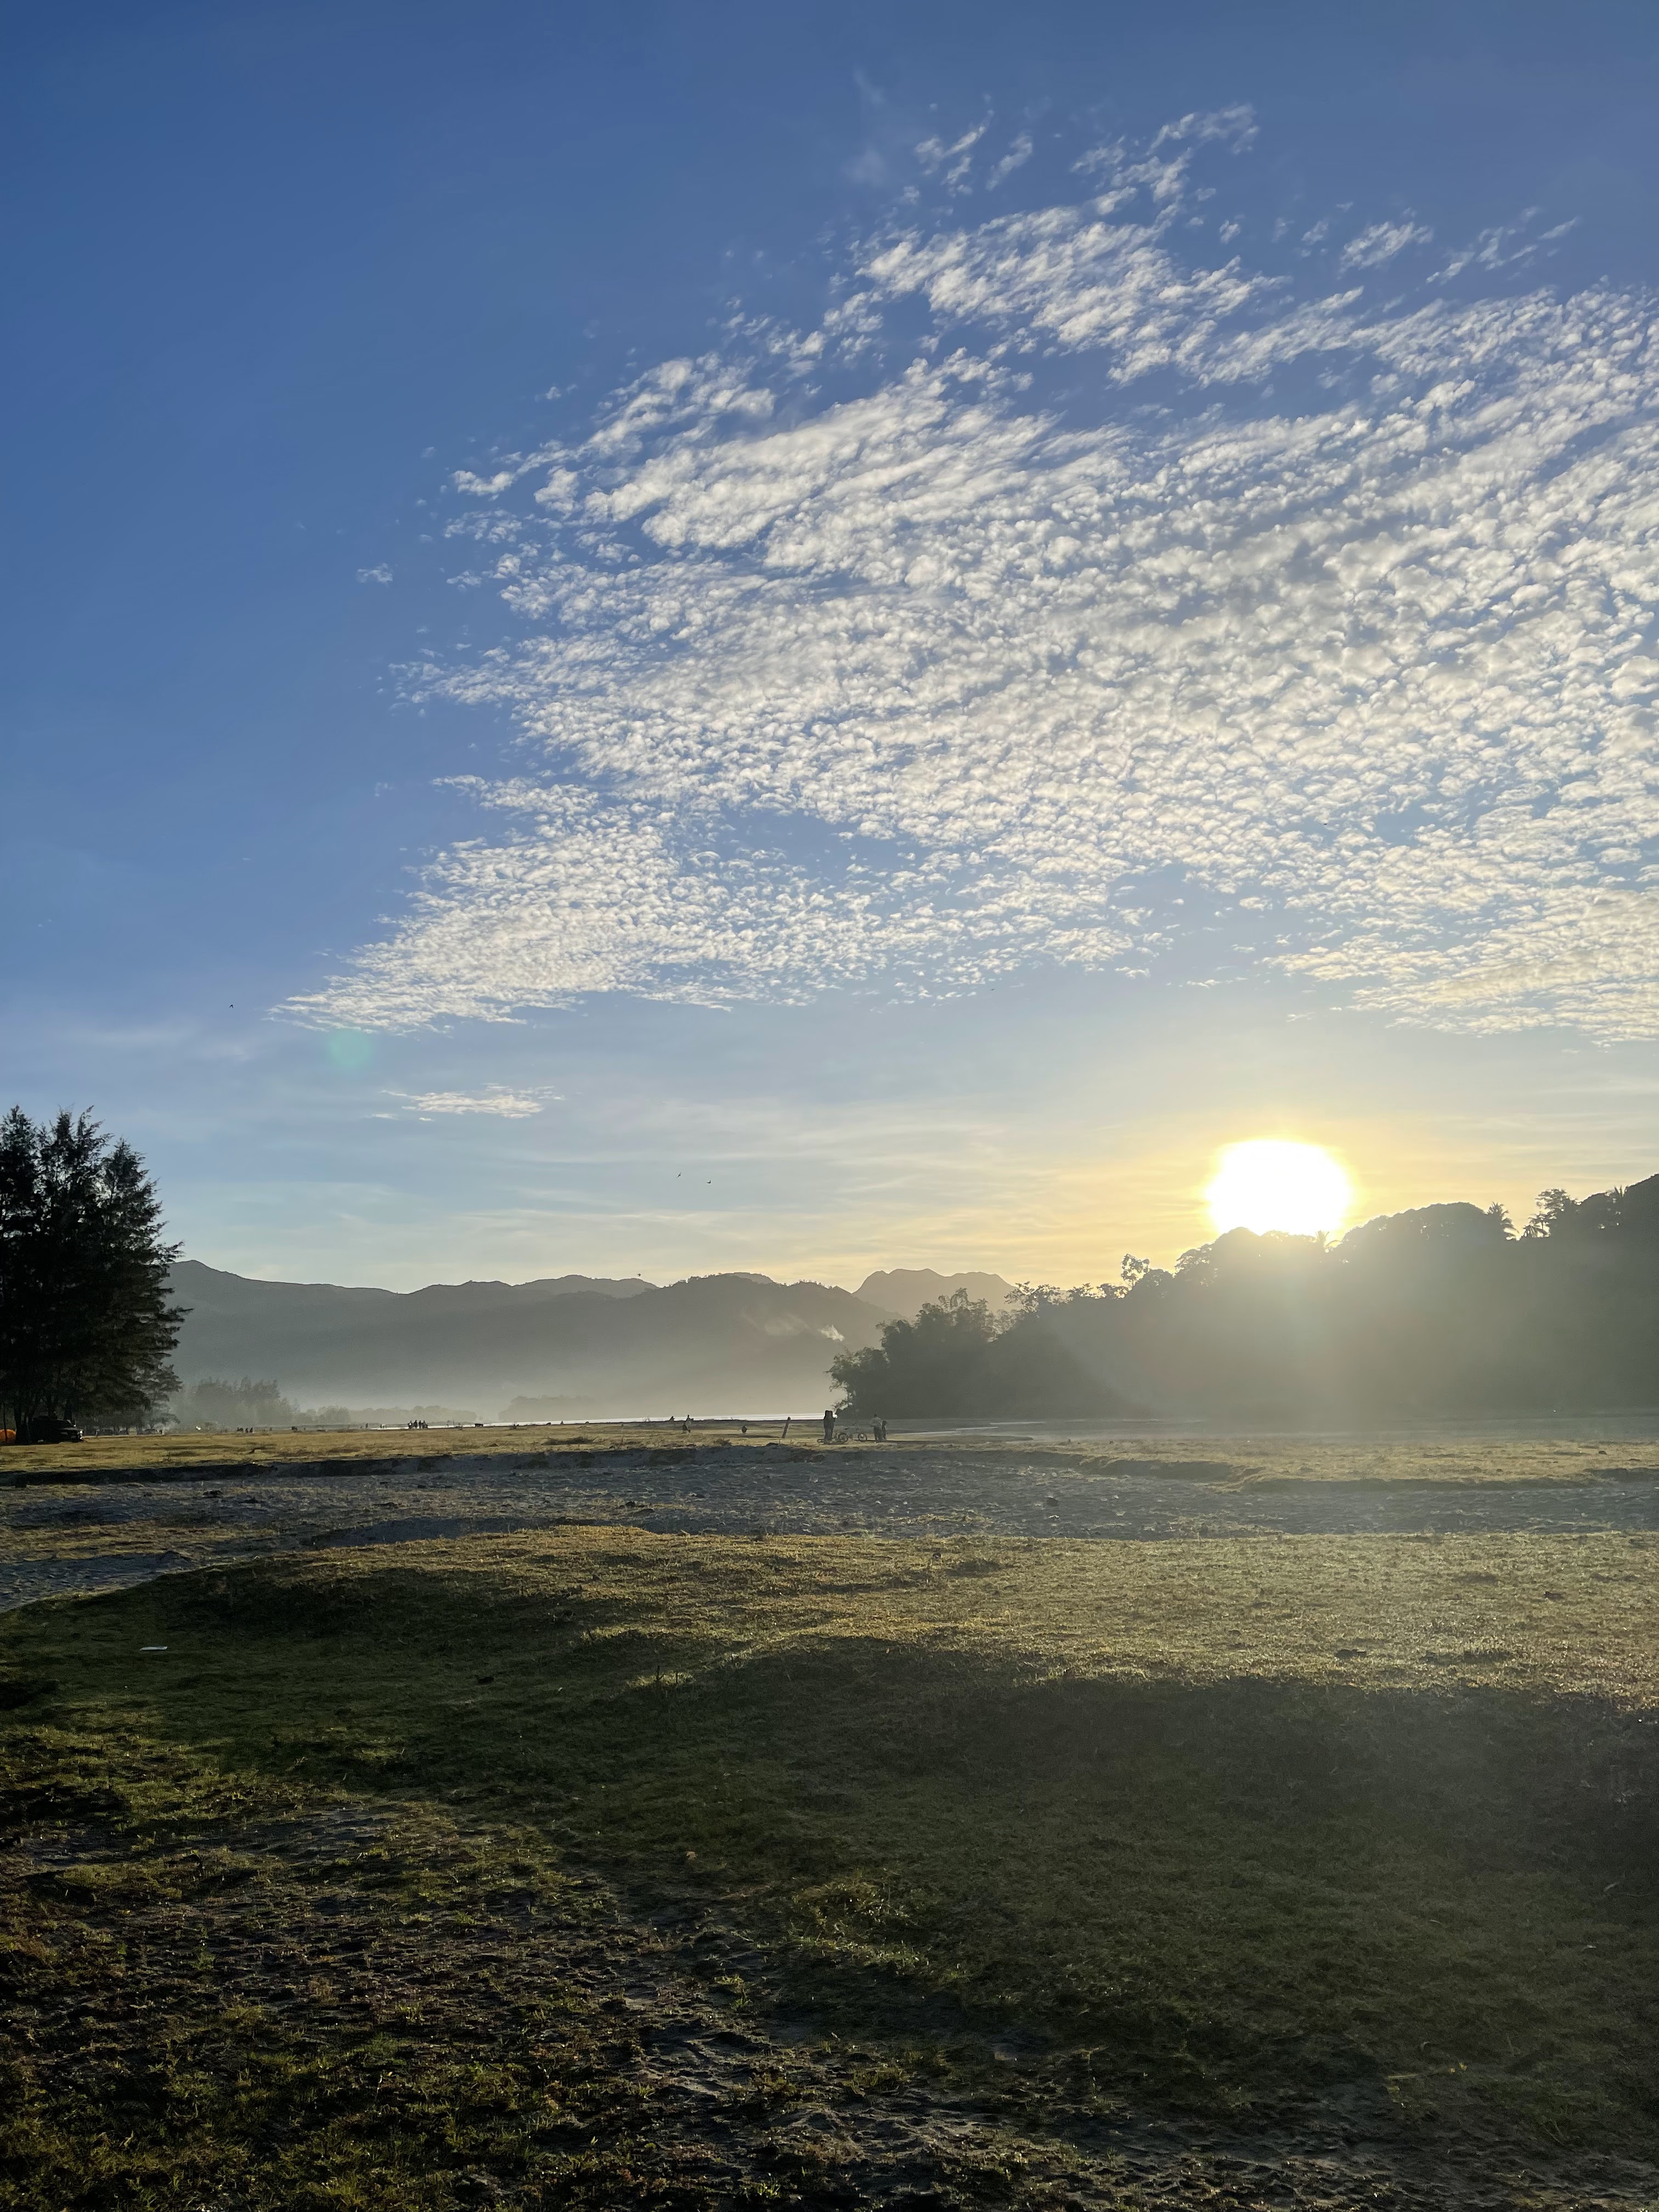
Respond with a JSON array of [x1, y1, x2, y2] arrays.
[[822, 1408, 836, 1443]]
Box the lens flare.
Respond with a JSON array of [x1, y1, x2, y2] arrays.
[[326, 1029, 374, 1073], [1206, 1140, 1352, 1238]]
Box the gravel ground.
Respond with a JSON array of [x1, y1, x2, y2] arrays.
[[6, 1438, 1659, 1612]]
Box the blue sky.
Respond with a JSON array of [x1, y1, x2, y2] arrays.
[[8, 0, 1659, 1288]]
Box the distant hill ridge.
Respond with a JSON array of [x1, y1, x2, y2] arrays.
[[167, 1260, 894, 1418], [170, 1265, 653, 1317], [855, 1268, 1015, 1318]]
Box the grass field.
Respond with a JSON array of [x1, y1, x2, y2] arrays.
[[9, 1422, 1659, 1487], [1, 1422, 763, 1485], [3, 1523, 1657, 2208]]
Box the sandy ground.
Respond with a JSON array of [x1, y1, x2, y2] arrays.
[[7, 1434, 1659, 1612]]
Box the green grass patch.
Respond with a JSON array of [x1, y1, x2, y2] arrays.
[[4, 1527, 1659, 2206]]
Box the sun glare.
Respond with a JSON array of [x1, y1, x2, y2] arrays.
[[1206, 1139, 1352, 1239]]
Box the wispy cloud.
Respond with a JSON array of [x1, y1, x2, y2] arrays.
[[1433, 211, 1579, 285], [295, 117, 1659, 1042], [916, 122, 987, 196], [1337, 218, 1432, 269], [400, 1087, 551, 1118], [988, 133, 1034, 190]]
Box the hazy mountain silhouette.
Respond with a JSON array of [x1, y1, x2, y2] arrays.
[[171, 1169, 1659, 1428], [168, 1261, 884, 1417], [855, 1268, 1015, 1319]]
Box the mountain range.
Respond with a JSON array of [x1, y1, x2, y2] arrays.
[[855, 1268, 1016, 1317], [166, 1261, 1013, 1419]]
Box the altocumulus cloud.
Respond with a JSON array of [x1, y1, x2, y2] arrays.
[[295, 114, 1659, 1041]]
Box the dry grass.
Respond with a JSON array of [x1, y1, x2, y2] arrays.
[[2, 1423, 765, 1484], [10, 1425, 1659, 1488], [4, 1526, 1658, 2208]]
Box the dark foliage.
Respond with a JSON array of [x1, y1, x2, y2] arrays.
[[0, 1108, 183, 1433], [836, 1173, 1659, 1420], [832, 1286, 1137, 1419]]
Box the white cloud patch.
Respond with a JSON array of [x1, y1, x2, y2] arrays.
[[400, 1087, 550, 1118], [302, 781, 1129, 1028], [297, 120, 1659, 1042], [988, 133, 1034, 190], [1337, 218, 1433, 269], [454, 467, 521, 496], [357, 564, 393, 585], [1434, 212, 1579, 285], [917, 123, 986, 196]]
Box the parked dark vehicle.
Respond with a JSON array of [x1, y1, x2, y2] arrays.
[[15, 1415, 83, 1444]]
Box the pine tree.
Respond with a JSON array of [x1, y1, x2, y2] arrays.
[[0, 1109, 184, 1436]]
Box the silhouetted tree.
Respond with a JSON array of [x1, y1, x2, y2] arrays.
[[832, 1288, 1003, 1417], [831, 1172, 1659, 1421], [0, 1109, 183, 1435], [832, 1285, 1135, 1419], [1524, 1188, 1576, 1240]]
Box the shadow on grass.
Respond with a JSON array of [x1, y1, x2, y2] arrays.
[[9, 1547, 1659, 2156]]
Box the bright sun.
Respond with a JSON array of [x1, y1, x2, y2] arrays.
[[1206, 1139, 1353, 1239]]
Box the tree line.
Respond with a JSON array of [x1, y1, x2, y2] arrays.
[[9, 1102, 1659, 1437], [832, 1176, 1659, 1420], [0, 1109, 182, 1440]]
